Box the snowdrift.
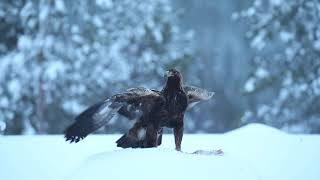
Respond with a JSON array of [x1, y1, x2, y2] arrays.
[[0, 123, 319, 180]]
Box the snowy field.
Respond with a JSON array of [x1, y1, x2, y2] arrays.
[[0, 123, 319, 180]]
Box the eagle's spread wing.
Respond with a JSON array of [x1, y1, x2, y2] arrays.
[[117, 89, 161, 120], [65, 87, 161, 143], [184, 85, 214, 108]]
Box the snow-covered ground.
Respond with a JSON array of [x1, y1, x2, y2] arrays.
[[0, 123, 319, 180]]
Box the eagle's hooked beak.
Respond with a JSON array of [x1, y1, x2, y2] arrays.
[[165, 71, 174, 78]]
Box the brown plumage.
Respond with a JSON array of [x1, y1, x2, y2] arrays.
[[64, 69, 214, 151]]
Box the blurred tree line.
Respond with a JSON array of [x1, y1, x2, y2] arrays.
[[1, 0, 319, 134], [237, 0, 320, 133], [0, 0, 194, 134]]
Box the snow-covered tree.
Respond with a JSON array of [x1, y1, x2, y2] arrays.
[[0, 0, 25, 55], [237, 0, 320, 133], [0, 0, 194, 134]]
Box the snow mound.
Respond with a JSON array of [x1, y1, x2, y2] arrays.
[[0, 123, 319, 180], [228, 123, 285, 136], [69, 148, 252, 180], [67, 124, 320, 180]]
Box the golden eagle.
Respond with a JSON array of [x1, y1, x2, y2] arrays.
[[65, 69, 214, 151]]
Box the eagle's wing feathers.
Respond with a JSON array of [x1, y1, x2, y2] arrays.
[[65, 87, 161, 143], [184, 85, 214, 108]]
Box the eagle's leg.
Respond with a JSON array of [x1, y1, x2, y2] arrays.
[[157, 128, 163, 146], [145, 124, 158, 148], [174, 123, 183, 151]]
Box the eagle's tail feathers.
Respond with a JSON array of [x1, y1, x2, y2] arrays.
[[116, 134, 141, 148]]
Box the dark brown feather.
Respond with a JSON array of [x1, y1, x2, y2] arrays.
[[64, 69, 214, 151]]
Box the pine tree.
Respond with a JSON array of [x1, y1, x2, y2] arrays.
[[237, 0, 320, 133], [0, 0, 25, 55]]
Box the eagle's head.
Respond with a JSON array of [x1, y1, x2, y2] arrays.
[[164, 68, 183, 89]]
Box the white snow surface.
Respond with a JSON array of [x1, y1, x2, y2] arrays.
[[0, 123, 319, 180]]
